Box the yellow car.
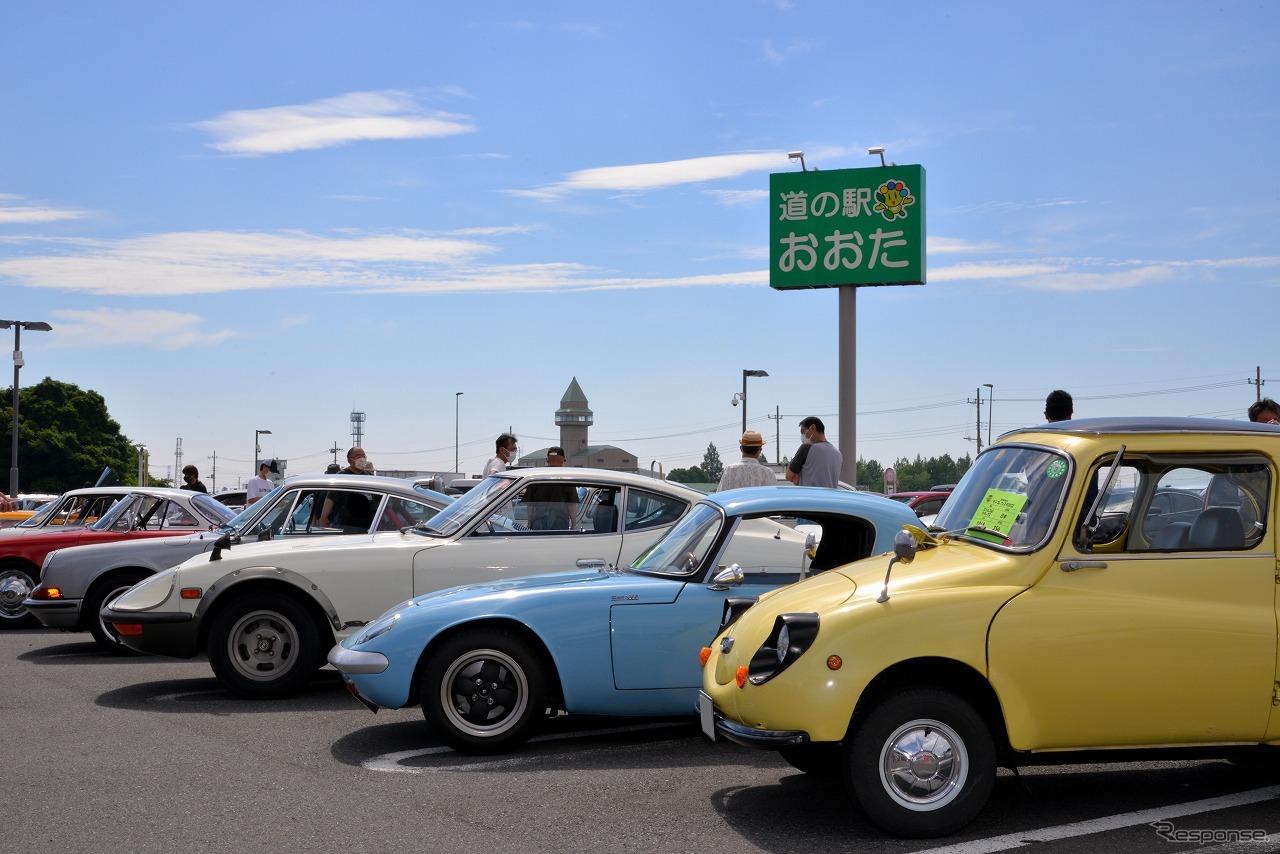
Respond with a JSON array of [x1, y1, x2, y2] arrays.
[[699, 416, 1280, 838]]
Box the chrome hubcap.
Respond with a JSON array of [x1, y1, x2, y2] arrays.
[[0, 571, 33, 619], [879, 718, 968, 811]]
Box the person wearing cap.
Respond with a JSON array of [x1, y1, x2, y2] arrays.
[[718, 430, 777, 492], [525, 446, 578, 530], [246, 458, 279, 505]]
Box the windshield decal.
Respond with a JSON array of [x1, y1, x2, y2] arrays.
[[967, 489, 1028, 543], [1045, 460, 1067, 479]]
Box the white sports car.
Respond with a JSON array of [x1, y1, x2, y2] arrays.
[[102, 468, 701, 699]]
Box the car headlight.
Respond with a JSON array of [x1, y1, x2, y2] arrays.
[[110, 571, 177, 612], [356, 613, 399, 644], [718, 596, 758, 634], [747, 613, 819, 685]]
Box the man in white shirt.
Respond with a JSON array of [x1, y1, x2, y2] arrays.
[[246, 458, 279, 505], [483, 433, 518, 475], [718, 430, 776, 491]]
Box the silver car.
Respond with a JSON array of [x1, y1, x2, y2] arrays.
[[26, 475, 452, 651]]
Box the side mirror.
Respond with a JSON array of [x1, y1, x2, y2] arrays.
[[803, 531, 818, 559], [893, 528, 917, 563], [709, 564, 744, 589]]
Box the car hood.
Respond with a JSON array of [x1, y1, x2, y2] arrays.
[[413, 566, 686, 608]]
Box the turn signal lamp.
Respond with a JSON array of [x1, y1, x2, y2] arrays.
[[113, 623, 144, 637], [735, 666, 749, 688], [180, 588, 202, 600], [827, 655, 843, 670], [699, 647, 712, 667], [31, 586, 63, 600]]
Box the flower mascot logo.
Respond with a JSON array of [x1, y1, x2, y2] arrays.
[[874, 180, 915, 221]]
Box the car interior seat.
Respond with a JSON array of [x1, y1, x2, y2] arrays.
[[1150, 521, 1192, 550], [593, 499, 618, 534], [1188, 507, 1245, 550]]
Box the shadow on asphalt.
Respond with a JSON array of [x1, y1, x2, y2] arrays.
[[93, 668, 358, 715], [331, 714, 792, 775], [17, 636, 177, 664]]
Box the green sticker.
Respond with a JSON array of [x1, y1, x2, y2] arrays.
[[1046, 460, 1067, 479]]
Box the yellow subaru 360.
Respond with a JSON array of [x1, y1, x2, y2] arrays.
[[699, 417, 1280, 838]]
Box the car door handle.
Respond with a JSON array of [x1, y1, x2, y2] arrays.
[[1060, 560, 1108, 572]]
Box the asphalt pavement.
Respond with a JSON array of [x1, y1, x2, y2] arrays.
[[5, 627, 1278, 854]]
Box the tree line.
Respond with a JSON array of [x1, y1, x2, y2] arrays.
[[668, 442, 971, 492]]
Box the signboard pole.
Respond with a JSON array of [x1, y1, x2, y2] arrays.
[[839, 287, 857, 487]]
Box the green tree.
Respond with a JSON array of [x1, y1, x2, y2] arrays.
[[857, 457, 885, 491], [701, 443, 723, 483], [667, 466, 707, 484], [1, 377, 137, 493]]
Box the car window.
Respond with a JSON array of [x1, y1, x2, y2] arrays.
[[914, 497, 945, 517], [480, 484, 618, 536], [376, 495, 442, 532], [1081, 456, 1269, 553], [624, 488, 686, 532]]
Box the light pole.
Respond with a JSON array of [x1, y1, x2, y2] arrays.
[[2, 319, 53, 497], [983, 383, 994, 447], [455, 392, 463, 474], [254, 429, 272, 476], [735, 370, 769, 435]]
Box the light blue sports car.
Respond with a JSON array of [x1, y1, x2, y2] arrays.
[[328, 486, 922, 754]]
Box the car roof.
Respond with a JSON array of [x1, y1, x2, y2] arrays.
[[704, 485, 917, 518], [1004, 416, 1280, 438], [499, 468, 703, 494]]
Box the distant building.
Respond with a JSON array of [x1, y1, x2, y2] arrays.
[[524, 377, 641, 473]]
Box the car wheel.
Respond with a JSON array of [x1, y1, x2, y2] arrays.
[[421, 629, 546, 755], [845, 687, 996, 839], [779, 743, 842, 777], [207, 592, 321, 699], [85, 572, 148, 653], [0, 561, 38, 628]]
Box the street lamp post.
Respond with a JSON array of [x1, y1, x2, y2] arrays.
[[2, 319, 53, 497], [254, 429, 272, 476], [454, 392, 463, 474], [736, 370, 769, 435], [983, 383, 994, 447]]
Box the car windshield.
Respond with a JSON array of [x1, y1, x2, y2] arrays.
[[413, 475, 516, 537], [627, 502, 725, 576], [224, 485, 284, 532], [17, 498, 62, 527], [933, 444, 1071, 550]]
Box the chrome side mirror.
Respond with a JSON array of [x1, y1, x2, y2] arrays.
[[893, 529, 917, 563], [709, 564, 744, 590], [803, 531, 818, 559]]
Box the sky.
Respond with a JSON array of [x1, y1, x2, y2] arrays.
[[2, 1, 1278, 491]]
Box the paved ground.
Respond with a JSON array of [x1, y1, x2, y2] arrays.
[[5, 626, 1278, 854]]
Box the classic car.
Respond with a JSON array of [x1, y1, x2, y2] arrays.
[[0, 487, 235, 628], [328, 487, 920, 754], [26, 474, 451, 651], [885, 491, 951, 518], [102, 469, 701, 699], [699, 417, 1280, 838]]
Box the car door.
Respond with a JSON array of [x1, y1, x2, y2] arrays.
[[990, 455, 1277, 749], [610, 513, 813, 691]]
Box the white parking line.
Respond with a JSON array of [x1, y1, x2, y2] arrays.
[[361, 722, 692, 773], [911, 785, 1280, 854]]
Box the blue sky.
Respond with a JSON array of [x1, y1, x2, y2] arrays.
[[2, 2, 1277, 490]]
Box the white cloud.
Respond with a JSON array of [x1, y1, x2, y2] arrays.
[[927, 236, 1003, 254], [514, 151, 796, 200], [0, 196, 85, 224], [193, 91, 476, 156], [705, 188, 769, 207], [47, 308, 236, 349]]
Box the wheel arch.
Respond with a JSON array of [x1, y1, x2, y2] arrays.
[[411, 617, 565, 712], [195, 575, 337, 654], [80, 566, 153, 629], [850, 656, 1012, 759]]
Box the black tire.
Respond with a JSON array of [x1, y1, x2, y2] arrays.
[[779, 743, 842, 777], [845, 687, 996, 839], [207, 592, 322, 699], [85, 572, 148, 653], [420, 629, 547, 755], [0, 561, 38, 628]]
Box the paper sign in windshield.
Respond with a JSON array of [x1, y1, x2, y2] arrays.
[[968, 489, 1028, 543]]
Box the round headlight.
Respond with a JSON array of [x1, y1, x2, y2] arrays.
[[776, 623, 790, 664]]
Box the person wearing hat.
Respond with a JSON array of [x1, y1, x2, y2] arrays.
[[246, 458, 279, 506], [718, 430, 776, 492], [525, 446, 578, 530]]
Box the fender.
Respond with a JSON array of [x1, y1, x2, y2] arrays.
[[194, 565, 344, 632]]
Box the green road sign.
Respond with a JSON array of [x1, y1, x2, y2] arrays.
[[770, 164, 925, 289]]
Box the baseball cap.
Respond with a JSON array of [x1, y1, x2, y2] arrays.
[[261, 458, 279, 473], [739, 430, 765, 447], [548, 446, 566, 458]]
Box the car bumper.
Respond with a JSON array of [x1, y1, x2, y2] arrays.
[[698, 690, 809, 748], [327, 645, 390, 713], [23, 597, 82, 629], [99, 606, 199, 658]]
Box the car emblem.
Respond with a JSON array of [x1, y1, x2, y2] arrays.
[[719, 636, 734, 653]]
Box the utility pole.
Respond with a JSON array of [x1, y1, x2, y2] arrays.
[[208, 451, 217, 493], [968, 387, 984, 453], [174, 437, 182, 482], [329, 441, 342, 466], [1248, 366, 1267, 402]]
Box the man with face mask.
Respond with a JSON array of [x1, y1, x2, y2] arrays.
[[785, 416, 842, 488], [483, 433, 518, 476]]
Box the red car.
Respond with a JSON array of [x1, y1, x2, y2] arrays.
[[886, 490, 952, 518], [0, 486, 235, 628]]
